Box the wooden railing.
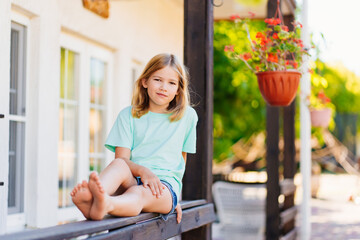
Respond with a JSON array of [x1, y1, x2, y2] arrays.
[[0, 200, 215, 240], [280, 179, 297, 240]]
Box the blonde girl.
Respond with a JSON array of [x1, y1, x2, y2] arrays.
[[70, 53, 198, 223]]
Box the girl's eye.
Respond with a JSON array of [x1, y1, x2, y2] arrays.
[[154, 78, 160, 81], [170, 82, 177, 85]]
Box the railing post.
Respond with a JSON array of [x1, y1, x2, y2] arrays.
[[183, 0, 214, 239]]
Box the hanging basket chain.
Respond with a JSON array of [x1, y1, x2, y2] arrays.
[[273, 0, 284, 25]]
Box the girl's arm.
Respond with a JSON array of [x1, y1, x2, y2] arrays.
[[175, 152, 187, 223], [115, 147, 164, 198]]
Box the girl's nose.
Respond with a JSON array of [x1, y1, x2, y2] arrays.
[[159, 83, 167, 92]]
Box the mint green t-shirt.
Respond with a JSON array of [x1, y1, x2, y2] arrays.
[[105, 106, 198, 197]]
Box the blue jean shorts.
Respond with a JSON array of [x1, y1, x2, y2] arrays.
[[135, 177, 178, 221]]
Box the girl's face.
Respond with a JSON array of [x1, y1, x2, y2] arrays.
[[142, 66, 180, 113]]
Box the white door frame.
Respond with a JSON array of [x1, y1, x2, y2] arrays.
[[0, 0, 12, 234]]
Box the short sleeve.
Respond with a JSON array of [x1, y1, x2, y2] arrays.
[[105, 107, 133, 152], [182, 108, 198, 153]]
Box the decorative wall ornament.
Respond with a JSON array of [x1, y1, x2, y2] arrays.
[[82, 0, 109, 18]]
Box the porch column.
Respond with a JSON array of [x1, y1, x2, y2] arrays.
[[183, 0, 214, 239]]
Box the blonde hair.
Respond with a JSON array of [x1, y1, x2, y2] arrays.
[[131, 53, 190, 122]]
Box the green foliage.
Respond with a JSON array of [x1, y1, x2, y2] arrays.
[[311, 59, 360, 132], [312, 60, 360, 114], [213, 20, 267, 163]]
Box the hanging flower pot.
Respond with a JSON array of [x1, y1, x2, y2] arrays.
[[224, 0, 309, 106], [310, 108, 332, 128], [256, 70, 301, 106]]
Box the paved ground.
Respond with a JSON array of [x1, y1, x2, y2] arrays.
[[299, 174, 360, 240], [213, 174, 360, 240]]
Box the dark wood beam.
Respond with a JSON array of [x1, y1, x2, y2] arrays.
[[183, 0, 213, 239], [265, 105, 280, 240]]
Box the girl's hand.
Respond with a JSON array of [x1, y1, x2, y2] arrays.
[[139, 167, 164, 198], [175, 204, 182, 223]]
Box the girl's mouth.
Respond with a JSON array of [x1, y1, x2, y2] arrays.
[[156, 93, 167, 97]]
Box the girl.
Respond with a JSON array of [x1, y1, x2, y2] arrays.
[[70, 53, 198, 224]]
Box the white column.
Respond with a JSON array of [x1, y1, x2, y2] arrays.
[[25, 0, 61, 228], [300, 0, 311, 239], [0, 0, 11, 234]]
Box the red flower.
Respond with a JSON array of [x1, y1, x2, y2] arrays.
[[273, 33, 279, 39], [224, 45, 234, 52], [267, 53, 278, 63], [281, 25, 289, 32], [242, 53, 252, 61], [317, 91, 326, 99], [265, 18, 281, 25], [256, 66, 260, 71], [256, 32, 265, 39], [248, 11, 255, 17], [230, 14, 240, 20], [285, 60, 298, 68], [293, 21, 303, 28]]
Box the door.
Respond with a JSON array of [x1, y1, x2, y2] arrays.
[[0, 21, 27, 233]]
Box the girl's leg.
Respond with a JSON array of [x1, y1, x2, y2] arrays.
[[98, 158, 137, 195], [88, 172, 173, 220], [72, 158, 136, 219]]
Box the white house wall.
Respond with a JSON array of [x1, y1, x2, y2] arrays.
[[59, 0, 184, 117], [3, 0, 184, 232]]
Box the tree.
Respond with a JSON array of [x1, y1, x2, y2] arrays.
[[213, 20, 267, 162]]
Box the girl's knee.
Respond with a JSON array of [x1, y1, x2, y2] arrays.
[[111, 158, 130, 171]]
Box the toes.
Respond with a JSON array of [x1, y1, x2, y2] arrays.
[[82, 180, 88, 188], [90, 172, 98, 180], [71, 187, 77, 196]]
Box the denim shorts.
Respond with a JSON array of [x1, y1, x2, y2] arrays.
[[135, 177, 178, 221]]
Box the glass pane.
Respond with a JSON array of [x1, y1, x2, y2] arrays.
[[59, 47, 79, 208], [8, 22, 26, 214], [89, 108, 105, 154], [58, 154, 76, 208], [10, 28, 26, 116], [89, 158, 102, 173], [8, 121, 25, 213], [60, 48, 78, 100], [90, 58, 106, 104], [59, 103, 78, 149], [58, 95, 78, 207]]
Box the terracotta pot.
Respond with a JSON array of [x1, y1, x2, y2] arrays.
[[256, 71, 301, 106], [310, 108, 332, 128]]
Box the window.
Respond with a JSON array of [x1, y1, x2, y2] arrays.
[[58, 48, 79, 208], [8, 22, 27, 214], [58, 34, 113, 215], [89, 58, 107, 172]]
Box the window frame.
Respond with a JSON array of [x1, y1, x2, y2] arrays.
[[58, 32, 113, 222], [6, 10, 31, 233]]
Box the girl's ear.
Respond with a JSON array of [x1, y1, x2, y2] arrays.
[[141, 78, 147, 88]]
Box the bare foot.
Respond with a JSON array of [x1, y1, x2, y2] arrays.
[[88, 172, 113, 220], [71, 180, 93, 219]]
